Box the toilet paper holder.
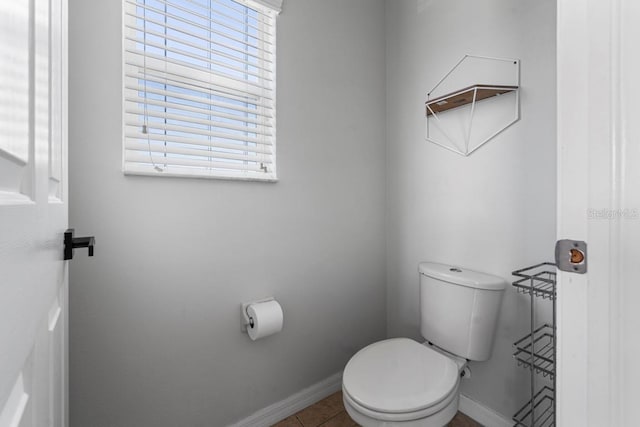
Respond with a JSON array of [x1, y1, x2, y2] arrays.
[[241, 297, 275, 332]]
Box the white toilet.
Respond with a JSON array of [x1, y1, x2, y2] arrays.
[[342, 262, 506, 427]]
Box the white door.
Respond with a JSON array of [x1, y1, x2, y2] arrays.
[[557, 0, 640, 426], [0, 0, 69, 426]]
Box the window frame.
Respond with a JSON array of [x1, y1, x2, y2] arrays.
[[121, 0, 278, 182]]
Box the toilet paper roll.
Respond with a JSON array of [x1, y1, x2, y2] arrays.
[[247, 300, 284, 341]]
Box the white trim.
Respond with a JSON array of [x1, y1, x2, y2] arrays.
[[225, 374, 510, 427], [556, 0, 591, 424], [121, 0, 278, 182], [458, 394, 511, 427], [555, 0, 640, 425], [0, 374, 29, 427], [247, 0, 282, 14], [227, 373, 342, 427]]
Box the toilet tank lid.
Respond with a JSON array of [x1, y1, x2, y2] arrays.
[[418, 262, 507, 291]]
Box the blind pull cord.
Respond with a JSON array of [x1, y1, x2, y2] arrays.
[[143, 2, 164, 172]]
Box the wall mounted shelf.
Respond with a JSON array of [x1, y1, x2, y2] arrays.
[[425, 84, 518, 116], [424, 55, 520, 156]]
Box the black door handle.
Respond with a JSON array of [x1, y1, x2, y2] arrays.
[[64, 229, 95, 260]]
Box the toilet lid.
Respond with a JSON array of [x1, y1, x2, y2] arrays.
[[342, 338, 459, 414]]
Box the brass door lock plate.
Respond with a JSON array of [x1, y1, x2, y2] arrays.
[[555, 239, 587, 274]]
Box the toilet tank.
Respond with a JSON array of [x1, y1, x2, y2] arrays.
[[419, 262, 506, 361]]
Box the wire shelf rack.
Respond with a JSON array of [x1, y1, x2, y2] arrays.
[[513, 386, 555, 427], [513, 324, 555, 379], [512, 263, 556, 427], [512, 262, 557, 300]]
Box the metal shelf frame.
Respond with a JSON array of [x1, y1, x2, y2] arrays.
[[511, 263, 557, 427], [424, 54, 521, 157], [512, 262, 556, 299], [513, 324, 555, 379], [513, 386, 555, 427]]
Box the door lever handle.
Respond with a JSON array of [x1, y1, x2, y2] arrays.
[[64, 229, 95, 260]]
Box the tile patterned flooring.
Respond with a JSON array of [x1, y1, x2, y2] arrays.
[[270, 391, 483, 427]]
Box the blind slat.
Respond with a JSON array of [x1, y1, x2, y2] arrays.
[[125, 108, 273, 136], [125, 96, 270, 126], [125, 49, 274, 94], [123, 11, 274, 60], [124, 163, 276, 181], [125, 140, 273, 164], [124, 36, 273, 81], [125, 151, 266, 171], [125, 85, 272, 118], [123, 0, 277, 180], [124, 27, 273, 72], [125, 68, 273, 107], [131, 121, 269, 144], [126, 0, 277, 23], [210, 0, 278, 21], [125, 131, 273, 150], [147, 0, 274, 39], [123, 22, 273, 65], [125, 72, 272, 108], [127, 2, 274, 48]]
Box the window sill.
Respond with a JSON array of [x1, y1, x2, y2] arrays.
[[123, 168, 278, 183]]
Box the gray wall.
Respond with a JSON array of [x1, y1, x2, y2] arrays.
[[68, 1, 387, 426], [385, 0, 556, 418], [70, 0, 557, 424]]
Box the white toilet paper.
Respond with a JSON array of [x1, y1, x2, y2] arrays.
[[247, 300, 284, 341]]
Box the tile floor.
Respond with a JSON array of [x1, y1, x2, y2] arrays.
[[271, 391, 483, 427]]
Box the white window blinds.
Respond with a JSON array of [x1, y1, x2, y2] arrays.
[[123, 0, 279, 181]]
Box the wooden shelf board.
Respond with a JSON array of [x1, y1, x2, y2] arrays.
[[425, 84, 518, 116]]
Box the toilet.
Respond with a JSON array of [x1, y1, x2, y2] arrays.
[[342, 262, 506, 427]]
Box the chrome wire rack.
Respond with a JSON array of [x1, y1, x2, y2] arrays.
[[513, 386, 555, 427], [511, 263, 557, 427], [512, 262, 556, 300], [513, 324, 555, 379]]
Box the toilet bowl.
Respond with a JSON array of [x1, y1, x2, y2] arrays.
[[342, 338, 464, 427], [341, 262, 506, 427]]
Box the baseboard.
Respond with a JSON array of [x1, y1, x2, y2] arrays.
[[227, 374, 510, 427], [227, 372, 343, 427], [459, 394, 512, 427]]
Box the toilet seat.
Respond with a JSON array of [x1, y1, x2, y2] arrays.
[[343, 380, 459, 422], [342, 338, 459, 419]]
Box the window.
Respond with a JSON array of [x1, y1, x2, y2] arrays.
[[123, 0, 281, 181]]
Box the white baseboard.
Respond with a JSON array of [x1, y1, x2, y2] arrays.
[[227, 372, 343, 427], [227, 374, 510, 427], [459, 394, 512, 427]]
